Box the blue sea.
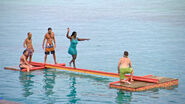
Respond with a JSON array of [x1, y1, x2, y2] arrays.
[[0, 0, 185, 104]]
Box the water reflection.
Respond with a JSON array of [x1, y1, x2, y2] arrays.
[[43, 69, 56, 97], [19, 72, 34, 97], [116, 90, 132, 104], [67, 77, 80, 104]]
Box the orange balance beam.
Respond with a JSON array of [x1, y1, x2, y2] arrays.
[[45, 64, 158, 83]]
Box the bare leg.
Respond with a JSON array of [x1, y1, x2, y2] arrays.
[[69, 59, 73, 67], [72, 55, 77, 68], [44, 54, 47, 64], [21, 65, 30, 72], [26, 66, 30, 72], [53, 53, 57, 64], [29, 55, 32, 64], [130, 69, 134, 82]]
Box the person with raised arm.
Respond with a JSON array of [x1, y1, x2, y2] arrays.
[[66, 28, 90, 68]]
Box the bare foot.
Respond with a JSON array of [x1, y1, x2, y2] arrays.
[[130, 79, 134, 82], [121, 80, 131, 84]]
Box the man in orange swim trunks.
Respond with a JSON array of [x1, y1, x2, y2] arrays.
[[42, 27, 57, 64], [23, 32, 34, 63]]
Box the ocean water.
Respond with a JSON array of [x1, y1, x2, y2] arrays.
[[0, 0, 185, 104]]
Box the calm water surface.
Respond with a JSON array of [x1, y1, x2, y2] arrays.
[[0, 0, 185, 104]]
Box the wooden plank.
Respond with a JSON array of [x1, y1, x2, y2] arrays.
[[4, 66, 20, 71], [109, 76, 178, 91], [4, 66, 45, 72]]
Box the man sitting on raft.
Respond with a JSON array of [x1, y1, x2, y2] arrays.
[[19, 50, 33, 72], [118, 51, 134, 84]]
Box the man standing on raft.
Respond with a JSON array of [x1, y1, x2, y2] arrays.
[[19, 50, 33, 72], [42, 27, 57, 64], [118, 51, 134, 84], [23, 32, 34, 63], [66, 28, 90, 68]]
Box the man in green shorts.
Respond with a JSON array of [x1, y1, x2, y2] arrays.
[[117, 51, 134, 84]]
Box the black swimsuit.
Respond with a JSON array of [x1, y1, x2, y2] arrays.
[[19, 64, 24, 70]]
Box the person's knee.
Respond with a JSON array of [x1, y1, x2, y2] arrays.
[[73, 56, 77, 60]]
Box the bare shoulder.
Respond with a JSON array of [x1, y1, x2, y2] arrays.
[[25, 38, 28, 42], [119, 57, 124, 61], [20, 55, 24, 59], [127, 58, 131, 62]]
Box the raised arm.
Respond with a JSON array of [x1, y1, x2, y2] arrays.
[[66, 28, 71, 39], [42, 35, 46, 49], [77, 38, 90, 41]]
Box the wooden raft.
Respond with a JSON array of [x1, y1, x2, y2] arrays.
[[109, 76, 178, 91]]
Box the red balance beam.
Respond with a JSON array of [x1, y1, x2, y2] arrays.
[[45, 64, 158, 83], [30, 62, 66, 67], [109, 75, 154, 86], [21, 66, 45, 72]]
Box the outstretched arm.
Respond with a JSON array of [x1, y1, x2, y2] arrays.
[[77, 38, 90, 41], [66, 28, 71, 39]]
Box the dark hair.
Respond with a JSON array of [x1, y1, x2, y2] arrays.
[[124, 51, 129, 57], [23, 49, 28, 54], [27, 32, 31, 35], [48, 27, 52, 31], [71, 31, 77, 37]]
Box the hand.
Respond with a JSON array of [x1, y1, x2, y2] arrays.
[[67, 28, 70, 32], [24, 46, 26, 48], [42, 45, 44, 49], [54, 44, 56, 48], [29, 65, 33, 68], [32, 49, 34, 52]]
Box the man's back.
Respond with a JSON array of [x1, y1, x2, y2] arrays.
[[119, 57, 131, 68]]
